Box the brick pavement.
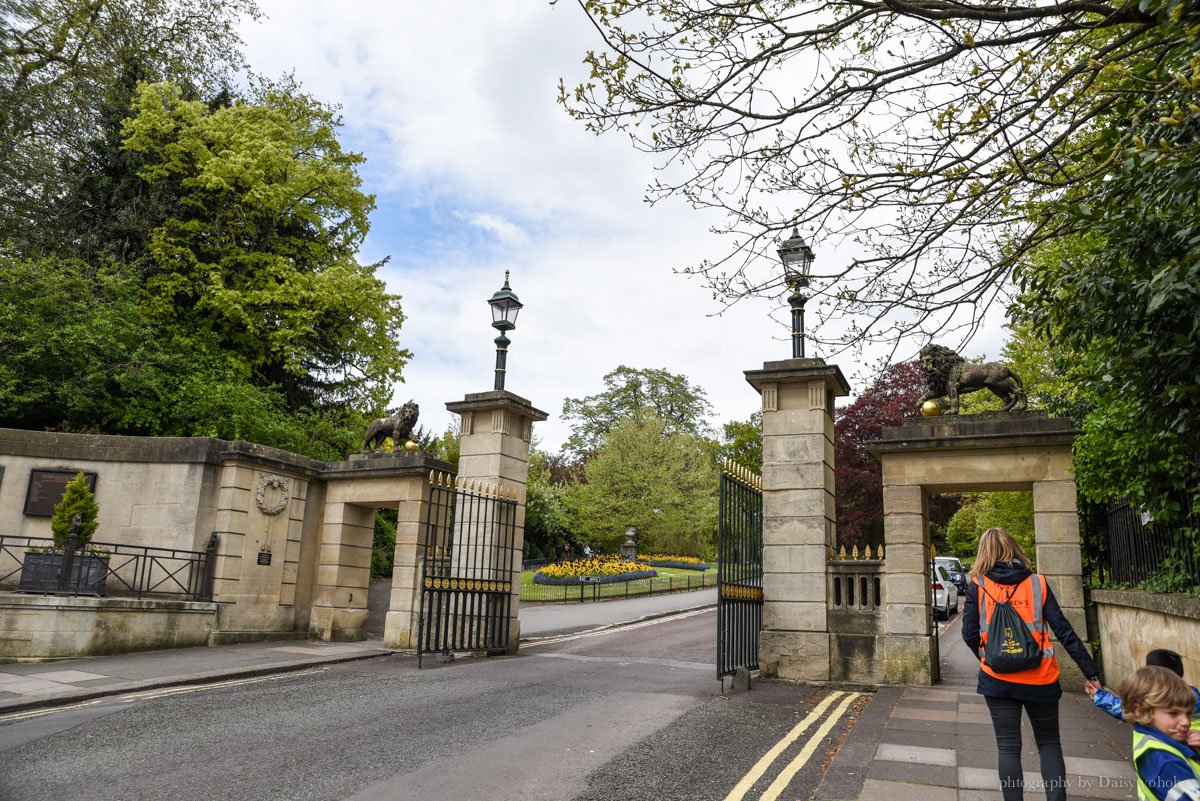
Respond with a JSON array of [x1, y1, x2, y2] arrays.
[[815, 613, 1135, 800]]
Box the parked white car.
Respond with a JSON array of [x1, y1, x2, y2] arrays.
[[935, 555, 968, 594], [931, 562, 960, 621]]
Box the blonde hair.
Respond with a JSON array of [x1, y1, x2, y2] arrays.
[[1118, 665, 1196, 724], [969, 527, 1033, 580]]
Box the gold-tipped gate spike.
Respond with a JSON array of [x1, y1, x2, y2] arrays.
[[852, 544, 859, 560]]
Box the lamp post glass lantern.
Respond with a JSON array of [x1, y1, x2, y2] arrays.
[[488, 270, 523, 391], [777, 227, 815, 358]]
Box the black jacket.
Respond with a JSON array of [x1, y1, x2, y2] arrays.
[[961, 560, 1101, 701]]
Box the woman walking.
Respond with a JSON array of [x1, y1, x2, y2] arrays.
[[962, 527, 1102, 801]]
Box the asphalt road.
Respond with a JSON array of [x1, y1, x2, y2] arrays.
[[0, 609, 866, 801]]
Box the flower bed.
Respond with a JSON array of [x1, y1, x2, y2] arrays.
[[533, 569, 658, 585], [639, 554, 710, 571], [534, 554, 657, 585]]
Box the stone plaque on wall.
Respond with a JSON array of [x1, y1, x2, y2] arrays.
[[24, 469, 98, 517]]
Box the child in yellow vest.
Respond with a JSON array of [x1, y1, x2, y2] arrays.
[[1119, 665, 1200, 801], [1091, 649, 1200, 729]]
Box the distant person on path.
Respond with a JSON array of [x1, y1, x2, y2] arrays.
[[1119, 665, 1200, 800], [583, 544, 592, 558], [1091, 649, 1200, 726], [962, 527, 1102, 801]]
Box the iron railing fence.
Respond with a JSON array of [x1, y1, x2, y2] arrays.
[[0, 533, 217, 601], [1079, 499, 1109, 588], [1104, 495, 1200, 588], [522, 571, 716, 603]]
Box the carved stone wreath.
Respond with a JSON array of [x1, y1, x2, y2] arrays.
[[255, 474, 291, 516]]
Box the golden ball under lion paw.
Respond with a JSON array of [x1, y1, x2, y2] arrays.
[[403, 440, 420, 452], [920, 400, 942, 417]]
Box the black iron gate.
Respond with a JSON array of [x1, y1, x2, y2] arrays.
[[418, 472, 518, 666], [717, 460, 763, 680]]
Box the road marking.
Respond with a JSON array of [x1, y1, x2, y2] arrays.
[[120, 669, 324, 701], [520, 607, 714, 649], [759, 691, 861, 801], [0, 668, 325, 724], [0, 698, 104, 724], [722, 690, 850, 801]]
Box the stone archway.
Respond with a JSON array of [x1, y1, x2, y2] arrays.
[[866, 413, 1084, 687]]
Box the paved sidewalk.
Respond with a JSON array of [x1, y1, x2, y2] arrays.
[[0, 639, 394, 714], [814, 613, 1135, 800], [0, 587, 717, 714]]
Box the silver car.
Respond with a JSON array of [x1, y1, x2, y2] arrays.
[[931, 562, 960, 620]]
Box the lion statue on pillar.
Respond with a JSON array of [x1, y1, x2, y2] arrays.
[[362, 400, 420, 453], [919, 344, 1027, 414]]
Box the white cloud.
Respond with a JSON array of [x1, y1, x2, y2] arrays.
[[459, 212, 529, 247], [238, 2, 1015, 452]]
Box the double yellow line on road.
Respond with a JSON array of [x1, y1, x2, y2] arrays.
[[723, 690, 862, 801]]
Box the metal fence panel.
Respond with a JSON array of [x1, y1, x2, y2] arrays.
[[417, 474, 518, 664], [717, 462, 763, 680], [0, 533, 216, 601], [1104, 495, 1200, 587]]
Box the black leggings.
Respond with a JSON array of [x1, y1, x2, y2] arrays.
[[984, 695, 1066, 801]]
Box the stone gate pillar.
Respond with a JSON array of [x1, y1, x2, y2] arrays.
[[745, 358, 851, 682], [445, 390, 548, 653], [878, 481, 934, 684]]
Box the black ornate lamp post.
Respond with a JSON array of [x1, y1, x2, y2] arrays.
[[778, 227, 815, 358], [487, 270, 523, 391]]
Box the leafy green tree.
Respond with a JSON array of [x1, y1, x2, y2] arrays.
[[1016, 187, 1200, 522], [0, 5, 410, 462], [122, 79, 410, 413], [563, 413, 718, 556], [719, 412, 762, 474], [371, 509, 396, 579], [945, 501, 981, 561], [944, 492, 1035, 567], [0, 252, 154, 431], [0, 0, 259, 250], [523, 449, 569, 560], [561, 366, 714, 458], [425, 423, 461, 470], [0, 250, 375, 459], [50, 472, 99, 547]]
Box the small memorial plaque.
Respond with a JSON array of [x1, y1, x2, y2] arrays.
[[257, 552, 272, 566], [579, 575, 603, 583], [24, 469, 98, 517]]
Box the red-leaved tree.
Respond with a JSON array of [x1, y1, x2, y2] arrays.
[[834, 361, 957, 549]]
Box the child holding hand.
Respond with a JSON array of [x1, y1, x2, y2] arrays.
[[1093, 649, 1200, 727], [1119, 665, 1200, 801]]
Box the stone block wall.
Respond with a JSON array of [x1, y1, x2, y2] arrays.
[[1092, 590, 1200, 691], [0, 595, 217, 659], [0, 430, 226, 551]]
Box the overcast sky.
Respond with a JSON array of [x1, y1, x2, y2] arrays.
[[239, 2, 1009, 452]]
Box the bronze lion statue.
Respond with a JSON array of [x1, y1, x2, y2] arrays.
[[362, 400, 420, 453], [919, 344, 1027, 414]]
